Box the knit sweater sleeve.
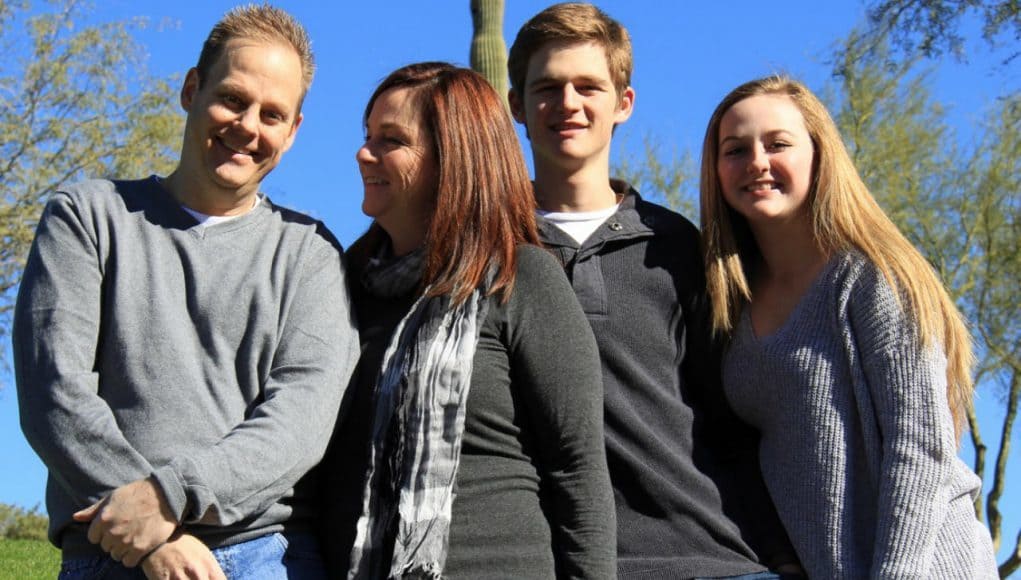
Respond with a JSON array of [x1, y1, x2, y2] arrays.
[[503, 245, 616, 579], [150, 231, 360, 525], [14, 191, 155, 510], [846, 262, 955, 579]]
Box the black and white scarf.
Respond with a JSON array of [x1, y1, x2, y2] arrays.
[[348, 244, 490, 579]]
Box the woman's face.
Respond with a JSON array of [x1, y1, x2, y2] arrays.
[[716, 94, 815, 228], [357, 87, 437, 247]]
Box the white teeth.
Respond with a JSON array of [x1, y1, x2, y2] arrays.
[[745, 182, 778, 192], [219, 139, 249, 155]]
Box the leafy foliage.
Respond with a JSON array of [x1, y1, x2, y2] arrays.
[[0, 0, 181, 343], [0, 502, 47, 541], [864, 0, 1019, 64], [613, 134, 699, 222]]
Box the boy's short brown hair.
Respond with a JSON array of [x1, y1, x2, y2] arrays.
[[508, 2, 632, 102]]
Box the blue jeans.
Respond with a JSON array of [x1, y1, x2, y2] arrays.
[[58, 532, 326, 580]]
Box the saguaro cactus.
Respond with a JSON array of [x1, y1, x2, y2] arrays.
[[469, 0, 509, 109]]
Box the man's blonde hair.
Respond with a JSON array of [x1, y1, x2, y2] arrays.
[[196, 4, 314, 104]]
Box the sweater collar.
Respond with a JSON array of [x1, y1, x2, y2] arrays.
[[537, 180, 655, 250]]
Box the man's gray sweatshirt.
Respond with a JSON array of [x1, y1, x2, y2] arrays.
[[14, 177, 359, 555]]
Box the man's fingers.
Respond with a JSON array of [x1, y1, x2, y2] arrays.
[[72, 500, 101, 522]]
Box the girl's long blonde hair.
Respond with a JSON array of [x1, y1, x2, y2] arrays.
[[699, 75, 975, 438]]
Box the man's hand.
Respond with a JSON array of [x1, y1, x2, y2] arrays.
[[73, 477, 177, 566], [141, 533, 226, 580]]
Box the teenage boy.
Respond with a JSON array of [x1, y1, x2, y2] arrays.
[[508, 3, 795, 578], [14, 5, 358, 578]]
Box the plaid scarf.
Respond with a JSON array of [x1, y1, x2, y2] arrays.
[[348, 244, 490, 579]]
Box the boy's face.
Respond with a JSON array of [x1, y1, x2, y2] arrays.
[[510, 41, 633, 173]]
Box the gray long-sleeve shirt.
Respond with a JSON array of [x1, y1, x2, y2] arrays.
[[14, 176, 359, 555], [723, 251, 997, 579]]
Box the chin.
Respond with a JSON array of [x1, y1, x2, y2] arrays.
[[360, 202, 384, 220]]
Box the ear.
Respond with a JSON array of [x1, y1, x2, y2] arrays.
[[280, 112, 304, 154], [180, 68, 201, 112], [508, 89, 526, 124], [614, 86, 635, 125]]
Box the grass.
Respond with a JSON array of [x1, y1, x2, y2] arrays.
[[0, 538, 60, 579]]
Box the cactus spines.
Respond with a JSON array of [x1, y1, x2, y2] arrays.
[[470, 0, 509, 109]]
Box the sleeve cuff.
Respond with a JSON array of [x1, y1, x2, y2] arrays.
[[151, 465, 188, 523]]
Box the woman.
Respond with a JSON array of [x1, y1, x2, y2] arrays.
[[699, 76, 997, 579], [321, 62, 615, 579]]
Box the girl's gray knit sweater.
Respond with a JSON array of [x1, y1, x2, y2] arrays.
[[722, 251, 997, 579]]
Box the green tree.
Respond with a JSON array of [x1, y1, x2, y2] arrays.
[[832, 31, 1020, 578], [0, 502, 48, 541], [469, 0, 508, 109], [863, 0, 1019, 64], [613, 134, 699, 221], [0, 0, 180, 343]]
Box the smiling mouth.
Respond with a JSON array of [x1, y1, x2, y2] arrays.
[[216, 137, 254, 159], [551, 122, 587, 132], [744, 181, 780, 193], [363, 176, 388, 185]]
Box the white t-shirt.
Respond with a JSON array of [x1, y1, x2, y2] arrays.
[[182, 195, 262, 226], [537, 203, 621, 245]]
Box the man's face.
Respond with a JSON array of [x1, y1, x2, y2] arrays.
[[177, 39, 304, 202], [510, 41, 633, 173]]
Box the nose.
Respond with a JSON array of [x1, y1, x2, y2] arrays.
[[558, 85, 582, 112], [748, 144, 769, 174], [355, 142, 376, 165], [236, 107, 259, 138]]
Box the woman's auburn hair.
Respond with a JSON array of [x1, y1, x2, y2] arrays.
[[699, 75, 976, 438], [351, 62, 539, 305]]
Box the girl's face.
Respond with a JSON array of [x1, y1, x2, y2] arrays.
[[716, 94, 815, 228], [356, 87, 437, 245]]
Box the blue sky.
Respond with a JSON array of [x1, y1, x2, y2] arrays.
[[1, 0, 1016, 567]]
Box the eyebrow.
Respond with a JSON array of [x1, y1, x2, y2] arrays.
[[719, 129, 798, 143], [527, 74, 610, 89], [365, 121, 414, 136]]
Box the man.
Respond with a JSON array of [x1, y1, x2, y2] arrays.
[[508, 4, 797, 578], [14, 5, 358, 578]]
